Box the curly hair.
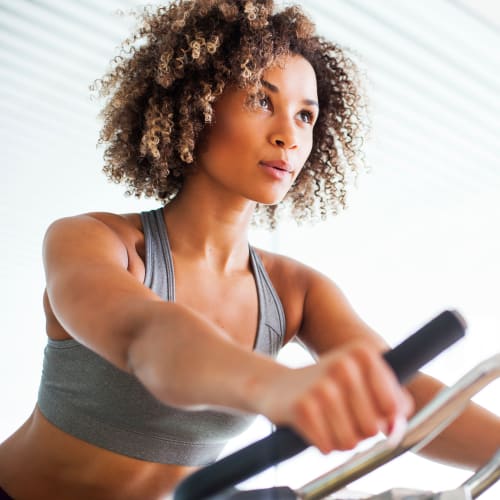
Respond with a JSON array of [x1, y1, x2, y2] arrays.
[[92, 0, 369, 228]]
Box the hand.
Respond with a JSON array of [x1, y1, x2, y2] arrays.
[[256, 341, 414, 454]]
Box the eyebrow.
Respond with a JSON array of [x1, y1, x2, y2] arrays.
[[261, 79, 319, 107]]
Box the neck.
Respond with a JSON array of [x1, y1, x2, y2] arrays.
[[162, 178, 257, 274]]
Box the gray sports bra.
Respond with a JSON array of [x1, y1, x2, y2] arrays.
[[37, 208, 286, 466]]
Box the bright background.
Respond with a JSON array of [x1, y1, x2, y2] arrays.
[[1, 0, 499, 497]]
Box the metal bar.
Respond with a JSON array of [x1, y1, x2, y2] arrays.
[[462, 448, 500, 498]]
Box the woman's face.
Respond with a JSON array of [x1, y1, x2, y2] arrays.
[[195, 54, 319, 205]]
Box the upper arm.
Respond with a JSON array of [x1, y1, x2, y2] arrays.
[[297, 266, 388, 356], [43, 214, 161, 370]]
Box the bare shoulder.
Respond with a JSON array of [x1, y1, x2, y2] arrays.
[[253, 247, 310, 285], [44, 211, 147, 280], [45, 211, 141, 239], [83, 211, 143, 246], [253, 246, 338, 293]]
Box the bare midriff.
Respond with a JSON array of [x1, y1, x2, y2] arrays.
[[0, 406, 196, 500]]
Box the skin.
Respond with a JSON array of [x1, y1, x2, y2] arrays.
[[0, 55, 498, 500]]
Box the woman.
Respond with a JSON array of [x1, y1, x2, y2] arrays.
[[0, 1, 498, 499]]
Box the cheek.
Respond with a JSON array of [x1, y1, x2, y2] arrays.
[[198, 122, 248, 171], [291, 136, 314, 181], [300, 134, 314, 164], [204, 119, 256, 162]]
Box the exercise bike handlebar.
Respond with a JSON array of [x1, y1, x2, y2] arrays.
[[174, 310, 467, 500], [298, 352, 500, 499]]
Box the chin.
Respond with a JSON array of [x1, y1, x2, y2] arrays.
[[252, 194, 287, 206], [248, 188, 289, 206]]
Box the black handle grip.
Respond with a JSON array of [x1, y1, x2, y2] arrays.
[[174, 310, 466, 500]]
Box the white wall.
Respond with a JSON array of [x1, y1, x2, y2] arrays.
[[0, 1, 499, 497]]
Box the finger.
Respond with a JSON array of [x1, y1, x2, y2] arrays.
[[386, 413, 408, 446], [334, 356, 383, 439], [400, 387, 415, 417], [365, 353, 408, 420], [293, 394, 336, 454], [334, 344, 403, 428], [312, 378, 362, 451]]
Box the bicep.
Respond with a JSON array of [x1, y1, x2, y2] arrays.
[[297, 267, 388, 356], [43, 215, 160, 369]]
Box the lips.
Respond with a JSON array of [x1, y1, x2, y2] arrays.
[[259, 160, 292, 173]]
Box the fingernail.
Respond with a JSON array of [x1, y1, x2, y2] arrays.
[[378, 419, 389, 435], [386, 415, 407, 446]]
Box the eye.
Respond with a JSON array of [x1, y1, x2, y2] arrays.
[[258, 94, 271, 110], [298, 109, 315, 124]]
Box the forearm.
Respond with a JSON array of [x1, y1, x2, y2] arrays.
[[127, 300, 289, 413], [408, 373, 500, 469]]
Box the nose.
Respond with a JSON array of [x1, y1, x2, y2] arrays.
[[269, 119, 299, 150]]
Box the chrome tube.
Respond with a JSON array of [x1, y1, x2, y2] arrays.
[[296, 354, 500, 500], [462, 448, 500, 499]]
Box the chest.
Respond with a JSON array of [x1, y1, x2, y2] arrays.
[[174, 265, 260, 350]]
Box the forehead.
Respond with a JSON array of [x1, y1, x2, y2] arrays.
[[262, 54, 318, 100]]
